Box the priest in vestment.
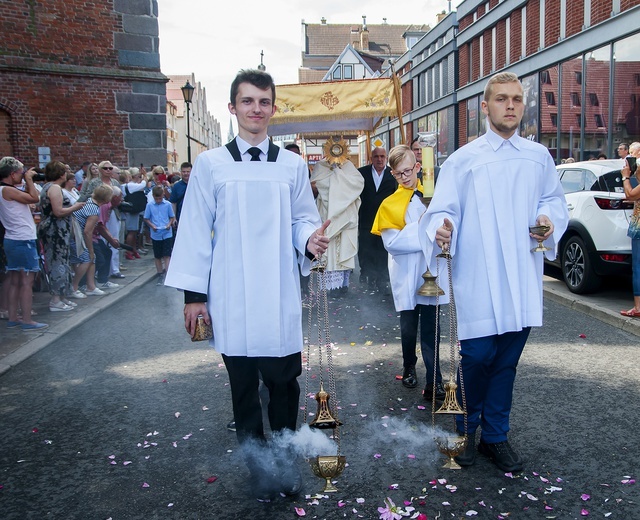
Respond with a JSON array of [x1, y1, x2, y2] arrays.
[[310, 157, 363, 294]]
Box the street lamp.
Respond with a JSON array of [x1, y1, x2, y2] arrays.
[[181, 80, 195, 163]]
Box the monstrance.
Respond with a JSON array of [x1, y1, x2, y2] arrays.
[[303, 256, 345, 492], [430, 246, 468, 469]]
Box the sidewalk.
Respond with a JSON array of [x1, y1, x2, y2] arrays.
[[2, 261, 639, 376], [0, 251, 158, 375]]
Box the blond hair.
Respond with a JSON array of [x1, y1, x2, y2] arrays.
[[92, 184, 114, 204], [388, 144, 415, 171], [484, 72, 521, 101]]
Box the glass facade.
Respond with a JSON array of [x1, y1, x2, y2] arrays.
[[536, 32, 640, 162]]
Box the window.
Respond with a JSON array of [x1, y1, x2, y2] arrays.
[[571, 92, 581, 106], [575, 71, 582, 84], [594, 114, 604, 127], [546, 92, 556, 105], [541, 70, 551, 84], [332, 67, 341, 80], [344, 65, 353, 80], [551, 113, 558, 126], [576, 114, 582, 126], [635, 73, 640, 86], [589, 93, 599, 106]]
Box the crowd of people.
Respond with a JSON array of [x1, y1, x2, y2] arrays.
[[0, 157, 191, 330]]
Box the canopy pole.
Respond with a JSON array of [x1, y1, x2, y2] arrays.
[[365, 132, 371, 164], [390, 61, 405, 145]]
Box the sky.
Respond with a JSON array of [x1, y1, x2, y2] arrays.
[[156, 0, 450, 134]]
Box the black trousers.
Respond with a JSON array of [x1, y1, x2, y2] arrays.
[[222, 352, 302, 444], [358, 231, 389, 285], [400, 304, 442, 385]]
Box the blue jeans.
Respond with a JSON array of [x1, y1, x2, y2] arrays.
[[94, 240, 112, 284], [455, 328, 530, 443]]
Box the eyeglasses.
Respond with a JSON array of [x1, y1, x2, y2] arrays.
[[102, 166, 113, 170], [392, 164, 417, 179]]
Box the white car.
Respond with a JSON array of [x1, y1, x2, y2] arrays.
[[549, 159, 634, 294]]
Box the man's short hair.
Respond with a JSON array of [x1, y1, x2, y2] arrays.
[[630, 142, 640, 154], [285, 143, 300, 153], [0, 157, 24, 179], [152, 185, 164, 197], [180, 162, 192, 169], [484, 72, 521, 101], [619, 143, 629, 152], [229, 69, 276, 106]]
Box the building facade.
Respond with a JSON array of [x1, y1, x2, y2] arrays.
[[378, 0, 640, 165], [0, 0, 168, 169], [166, 75, 222, 169]]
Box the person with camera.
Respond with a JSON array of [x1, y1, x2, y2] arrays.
[[0, 157, 49, 330], [38, 161, 86, 312], [620, 142, 640, 318]]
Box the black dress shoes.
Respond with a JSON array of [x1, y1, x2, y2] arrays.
[[401, 365, 418, 388], [279, 460, 302, 496], [477, 440, 523, 472], [423, 381, 446, 401], [454, 431, 476, 466]]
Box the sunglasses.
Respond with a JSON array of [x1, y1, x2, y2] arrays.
[[102, 166, 114, 170]]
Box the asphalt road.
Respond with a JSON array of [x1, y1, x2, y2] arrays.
[[1, 276, 639, 519]]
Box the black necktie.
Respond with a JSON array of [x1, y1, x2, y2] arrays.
[[414, 189, 424, 198], [247, 147, 262, 161]]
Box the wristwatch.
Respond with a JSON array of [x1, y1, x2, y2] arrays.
[[623, 177, 630, 181]]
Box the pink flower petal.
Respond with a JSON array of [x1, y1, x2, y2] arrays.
[[206, 476, 217, 483], [581, 494, 591, 501], [374, 453, 382, 459], [408, 454, 416, 459], [174, 412, 180, 418], [337, 500, 345, 507], [142, 482, 150, 488], [581, 509, 589, 516], [295, 506, 306, 516]]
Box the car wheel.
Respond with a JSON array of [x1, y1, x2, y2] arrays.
[[561, 235, 601, 294]]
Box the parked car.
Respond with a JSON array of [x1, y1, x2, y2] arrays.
[[548, 159, 634, 294]]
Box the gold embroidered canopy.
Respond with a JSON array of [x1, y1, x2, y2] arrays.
[[269, 77, 400, 136]]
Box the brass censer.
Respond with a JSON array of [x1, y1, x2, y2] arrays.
[[430, 239, 468, 470], [304, 256, 345, 492]]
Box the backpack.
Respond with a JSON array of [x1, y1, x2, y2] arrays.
[[122, 185, 148, 213]]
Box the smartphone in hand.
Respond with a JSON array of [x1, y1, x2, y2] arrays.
[[627, 156, 637, 174]]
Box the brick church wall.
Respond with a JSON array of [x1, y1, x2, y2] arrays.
[[0, 0, 167, 168]]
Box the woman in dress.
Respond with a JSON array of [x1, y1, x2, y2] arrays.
[[38, 161, 85, 312]]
